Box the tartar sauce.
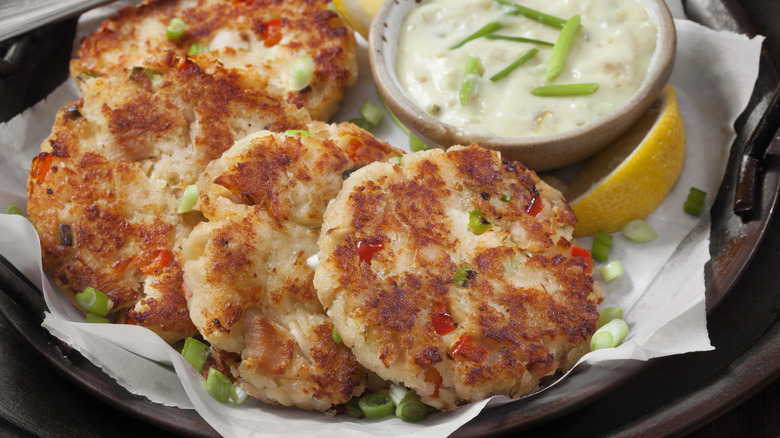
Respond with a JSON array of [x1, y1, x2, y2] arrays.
[[396, 0, 657, 137]]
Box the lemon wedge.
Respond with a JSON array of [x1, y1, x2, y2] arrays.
[[567, 84, 686, 237], [333, 0, 384, 39]]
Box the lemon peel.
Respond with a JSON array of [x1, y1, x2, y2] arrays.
[[333, 0, 384, 39], [568, 85, 686, 237]]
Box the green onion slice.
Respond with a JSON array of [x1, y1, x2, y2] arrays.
[[409, 134, 428, 152], [388, 383, 410, 406], [500, 194, 512, 202], [396, 391, 427, 422], [205, 368, 232, 403], [621, 219, 658, 242], [490, 48, 538, 82], [459, 56, 484, 106], [591, 231, 613, 262], [284, 129, 313, 137], [181, 337, 210, 372], [493, 0, 567, 28], [684, 187, 707, 216], [596, 306, 624, 329], [188, 43, 209, 55], [590, 318, 629, 351], [531, 82, 599, 97], [332, 327, 343, 343], [348, 117, 370, 130], [468, 209, 492, 235], [85, 313, 109, 324], [345, 397, 364, 418], [6, 204, 23, 215], [600, 260, 624, 282], [359, 100, 383, 126], [358, 392, 395, 419], [166, 17, 186, 41], [484, 34, 554, 46], [75, 286, 112, 316], [545, 14, 581, 81], [391, 155, 403, 166], [450, 20, 502, 50], [289, 55, 314, 91], [230, 381, 248, 405], [453, 264, 475, 287], [177, 184, 199, 213]]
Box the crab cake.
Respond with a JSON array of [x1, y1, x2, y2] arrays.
[[181, 122, 401, 411], [26, 54, 309, 343], [314, 144, 603, 410], [72, 0, 357, 121]]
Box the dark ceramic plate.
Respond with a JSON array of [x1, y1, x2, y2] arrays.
[[0, 0, 778, 436]]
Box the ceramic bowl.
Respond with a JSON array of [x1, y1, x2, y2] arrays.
[[368, 0, 676, 171]]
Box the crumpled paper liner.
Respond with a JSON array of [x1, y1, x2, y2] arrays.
[[0, 0, 765, 436]]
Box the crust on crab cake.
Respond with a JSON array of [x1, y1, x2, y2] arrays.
[[71, 0, 357, 120], [181, 122, 401, 411], [26, 54, 309, 343], [313, 144, 604, 410]]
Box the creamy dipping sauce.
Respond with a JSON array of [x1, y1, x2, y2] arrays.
[[396, 0, 657, 137]]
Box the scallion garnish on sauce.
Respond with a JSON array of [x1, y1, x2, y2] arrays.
[[531, 82, 600, 97], [484, 34, 554, 46], [450, 20, 503, 50], [493, 0, 567, 28], [459, 56, 484, 106], [545, 14, 581, 82], [489, 47, 538, 82]]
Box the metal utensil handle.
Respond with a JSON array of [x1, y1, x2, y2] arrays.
[[0, 0, 116, 43]]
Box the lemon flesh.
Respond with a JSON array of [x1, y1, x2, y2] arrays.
[[568, 85, 686, 237], [333, 0, 384, 39]]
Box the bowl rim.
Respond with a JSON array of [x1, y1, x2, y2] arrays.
[[368, 0, 677, 168]]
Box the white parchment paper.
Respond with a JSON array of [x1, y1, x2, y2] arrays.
[[0, 0, 766, 436]]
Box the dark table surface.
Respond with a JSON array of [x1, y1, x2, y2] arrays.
[[1, 0, 779, 437]]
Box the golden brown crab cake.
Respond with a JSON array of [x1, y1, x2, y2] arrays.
[[314, 144, 603, 410], [26, 54, 309, 343], [72, 0, 357, 120], [181, 122, 401, 411]]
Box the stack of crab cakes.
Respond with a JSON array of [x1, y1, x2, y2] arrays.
[[181, 122, 402, 411], [313, 144, 603, 410], [26, 54, 310, 342]]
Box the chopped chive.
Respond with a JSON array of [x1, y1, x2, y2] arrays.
[[484, 34, 554, 46], [489, 48, 538, 82], [409, 134, 428, 151], [684, 187, 707, 216], [359, 100, 383, 126], [597, 306, 624, 329], [6, 204, 23, 215], [229, 381, 248, 405], [181, 337, 210, 371], [590, 318, 628, 350], [545, 14, 581, 82], [600, 260, 624, 282], [188, 43, 209, 55], [459, 56, 484, 106], [500, 194, 512, 202], [289, 55, 314, 91], [531, 82, 599, 96], [450, 20, 503, 50], [75, 286, 112, 316], [332, 327, 343, 343], [468, 209, 492, 234], [166, 17, 186, 41], [621, 219, 658, 242], [591, 231, 613, 262], [177, 184, 199, 213], [284, 129, 312, 137], [85, 313, 109, 323], [358, 392, 395, 419], [348, 117, 370, 130], [345, 397, 364, 418], [453, 264, 475, 287], [493, 0, 567, 28], [395, 390, 427, 422], [391, 155, 403, 166], [205, 368, 232, 403]]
